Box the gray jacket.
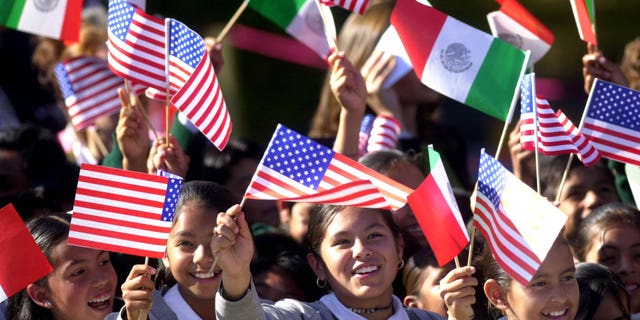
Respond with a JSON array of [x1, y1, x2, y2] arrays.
[[105, 290, 179, 320], [215, 282, 445, 320]]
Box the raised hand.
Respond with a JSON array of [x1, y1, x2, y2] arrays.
[[146, 135, 190, 177], [329, 50, 367, 115], [440, 266, 477, 320], [117, 88, 150, 172], [212, 204, 254, 300], [205, 37, 224, 72], [361, 50, 402, 122], [582, 43, 628, 94], [508, 124, 536, 189], [120, 264, 156, 320]]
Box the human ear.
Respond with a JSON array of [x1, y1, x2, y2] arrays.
[[395, 234, 404, 262], [403, 295, 421, 308], [484, 279, 509, 311], [26, 284, 52, 309], [307, 253, 327, 280]]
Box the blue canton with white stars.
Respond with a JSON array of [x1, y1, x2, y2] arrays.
[[159, 171, 183, 222], [169, 19, 205, 69], [108, 0, 135, 41], [587, 80, 640, 131], [520, 73, 534, 114], [263, 125, 334, 190], [54, 63, 74, 99], [477, 151, 507, 210]]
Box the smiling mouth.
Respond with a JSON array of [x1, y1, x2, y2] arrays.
[[353, 265, 380, 275], [192, 269, 221, 279], [87, 293, 111, 310], [625, 283, 639, 292], [542, 308, 568, 318]]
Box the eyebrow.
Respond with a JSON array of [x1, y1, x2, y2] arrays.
[[171, 231, 194, 237], [330, 222, 388, 237], [68, 250, 108, 266], [531, 266, 575, 280]]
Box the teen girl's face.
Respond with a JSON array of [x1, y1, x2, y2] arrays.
[[45, 244, 116, 320], [164, 204, 221, 304], [504, 240, 579, 320], [584, 223, 640, 314], [316, 207, 403, 308]]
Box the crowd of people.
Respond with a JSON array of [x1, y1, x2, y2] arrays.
[[1, 0, 640, 319]]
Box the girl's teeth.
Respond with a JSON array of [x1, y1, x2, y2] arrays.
[[193, 271, 215, 279], [543, 309, 566, 317], [354, 265, 379, 274], [88, 295, 109, 303]]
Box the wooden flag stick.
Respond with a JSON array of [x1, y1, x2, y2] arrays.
[[87, 127, 109, 158], [165, 85, 170, 147], [454, 256, 461, 268], [133, 256, 152, 320], [124, 80, 159, 141], [164, 18, 171, 148], [216, 0, 250, 43], [466, 227, 477, 267], [210, 197, 247, 274]]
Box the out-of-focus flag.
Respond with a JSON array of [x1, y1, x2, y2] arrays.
[[54, 56, 145, 130], [319, 0, 370, 15], [569, 0, 597, 45], [244, 124, 413, 210], [68, 164, 183, 258], [367, 115, 401, 152], [248, 0, 332, 59], [0, 204, 53, 303], [107, 0, 169, 95], [374, 26, 413, 89], [0, 0, 81, 42], [408, 145, 469, 266], [473, 150, 567, 285], [519, 73, 600, 165], [167, 18, 232, 151], [487, 0, 554, 67], [582, 79, 640, 165], [391, 0, 528, 121]]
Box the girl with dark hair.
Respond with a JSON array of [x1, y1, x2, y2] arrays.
[[481, 235, 579, 320], [570, 202, 640, 318], [8, 214, 117, 320], [213, 203, 448, 319], [109, 180, 237, 320], [575, 262, 631, 320]]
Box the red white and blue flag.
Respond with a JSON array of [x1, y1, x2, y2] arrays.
[[0, 204, 52, 303], [244, 124, 413, 210], [474, 150, 567, 285], [54, 56, 145, 130], [582, 79, 640, 166], [68, 164, 183, 258], [519, 73, 600, 165], [167, 18, 232, 150], [319, 0, 370, 14], [107, 0, 169, 95]]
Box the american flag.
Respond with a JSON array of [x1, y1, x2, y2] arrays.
[[319, 0, 370, 14], [244, 124, 413, 210], [474, 150, 566, 285], [167, 18, 232, 151], [368, 115, 401, 152], [54, 56, 142, 130], [358, 114, 375, 157], [68, 164, 182, 258], [519, 73, 600, 165], [583, 79, 640, 166], [107, 0, 170, 95]]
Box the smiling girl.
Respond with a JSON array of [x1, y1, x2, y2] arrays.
[[213, 204, 446, 320], [109, 180, 237, 320], [8, 214, 117, 320]]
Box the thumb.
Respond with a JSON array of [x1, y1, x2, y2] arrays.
[[236, 210, 252, 239]]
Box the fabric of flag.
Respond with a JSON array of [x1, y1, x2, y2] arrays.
[[54, 56, 144, 130], [408, 145, 469, 266], [359, 114, 375, 157], [249, 0, 332, 59], [367, 115, 401, 152], [569, 0, 597, 45], [319, 0, 370, 15], [244, 124, 413, 210], [473, 150, 567, 285], [582, 79, 640, 166], [0, 0, 81, 42], [374, 26, 413, 89], [68, 164, 183, 258], [0, 204, 53, 303], [486, 0, 554, 67], [167, 19, 232, 151], [391, 0, 528, 121], [107, 0, 169, 95], [519, 73, 600, 165]]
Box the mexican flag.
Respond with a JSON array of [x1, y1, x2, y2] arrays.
[[408, 145, 469, 266], [391, 0, 529, 121], [487, 0, 555, 67], [0, 0, 82, 42], [0, 204, 52, 302], [569, 0, 597, 45], [249, 0, 332, 59]]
